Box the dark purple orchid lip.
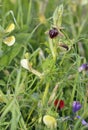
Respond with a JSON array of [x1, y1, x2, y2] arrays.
[[49, 27, 59, 39]]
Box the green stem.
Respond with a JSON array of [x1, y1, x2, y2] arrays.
[[71, 72, 79, 103], [15, 68, 22, 95], [42, 83, 50, 106], [49, 38, 56, 61]]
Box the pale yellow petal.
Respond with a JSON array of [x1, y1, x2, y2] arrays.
[[3, 36, 15, 46], [43, 115, 57, 129], [5, 23, 15, 33]]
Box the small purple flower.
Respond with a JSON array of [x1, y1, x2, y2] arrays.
[[78, 63, 88, 72], [72, 101, 82, 113], [77, 116, 88, 126]]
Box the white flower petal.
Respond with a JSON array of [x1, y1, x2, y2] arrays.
[[20, 59, 29, 70]]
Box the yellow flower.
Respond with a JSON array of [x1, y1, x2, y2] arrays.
[[5, 23, 15, 33], [3, 36, 15, 46], [39, 14, 46, 24], [43, 115, 57, 129]]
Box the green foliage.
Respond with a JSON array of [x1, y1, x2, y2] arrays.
[[0, 0, 88, 130]]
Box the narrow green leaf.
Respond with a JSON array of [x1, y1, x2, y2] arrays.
[[11, 104, 20, 130], [0, 100, 14, 120]]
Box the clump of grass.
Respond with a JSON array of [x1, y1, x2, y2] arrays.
[[0, 0, 88, 130]]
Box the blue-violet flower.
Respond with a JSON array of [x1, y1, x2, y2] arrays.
[[72, 101, 82, 113], [77, 116, 88, 126], [78, 64, 88, 72]]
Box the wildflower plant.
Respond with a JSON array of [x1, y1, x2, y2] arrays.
[[0, 1, 88, 130]]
